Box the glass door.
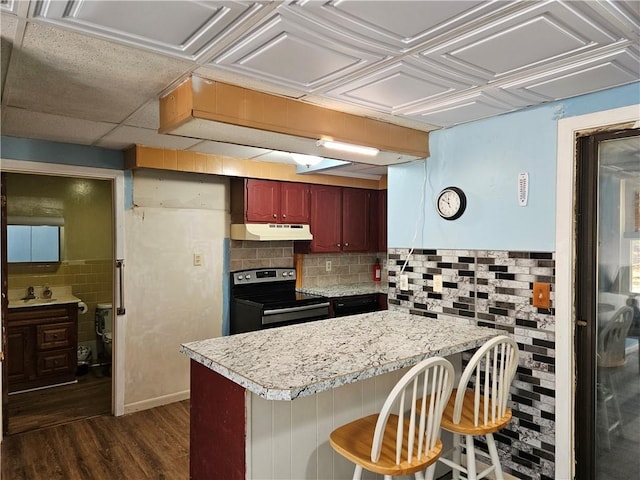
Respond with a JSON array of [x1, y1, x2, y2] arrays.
[[576, 129, 640, 479]]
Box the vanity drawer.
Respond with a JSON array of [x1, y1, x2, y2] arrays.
[[37, 348, 75, 377], [37, 322, 74, 350]]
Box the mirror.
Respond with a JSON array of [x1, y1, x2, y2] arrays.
[[7, 224, 61, 263]]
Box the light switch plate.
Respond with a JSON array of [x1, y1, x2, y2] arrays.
[[532, 282, 550, 308], [433, 274, 443, 293], [399, 274, 409, 290]]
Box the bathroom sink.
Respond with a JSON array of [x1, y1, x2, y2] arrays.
[[19, 298, 58, 305]]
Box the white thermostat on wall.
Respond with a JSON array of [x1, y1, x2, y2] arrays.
[[518, 172, 529, 207]]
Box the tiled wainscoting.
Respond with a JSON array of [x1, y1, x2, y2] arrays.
[[8, 259, 113, 346], [387, 248, 556, 480]]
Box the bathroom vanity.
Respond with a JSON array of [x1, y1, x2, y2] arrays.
[[7, 291, 80, 393], [181, 311, 498, 479]]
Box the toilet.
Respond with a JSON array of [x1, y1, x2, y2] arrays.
[[95, 303, 113, 364]]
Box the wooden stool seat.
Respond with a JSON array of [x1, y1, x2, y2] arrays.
[[330, 413, 444, 476], [440, 389, 512, 436], [329, 357, 455, 480]]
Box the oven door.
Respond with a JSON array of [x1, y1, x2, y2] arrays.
[[262, 302, 330, 327]]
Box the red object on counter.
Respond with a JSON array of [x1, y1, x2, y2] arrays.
[[373, 259, 381, 282]]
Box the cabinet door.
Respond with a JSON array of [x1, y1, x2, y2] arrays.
[[310, 185, 342, 253], [245, 179, 280, 223], [7, 325, 34, 385], [378, 190, 387, 252], [280, 182, 310, 224], [342, 188, 371, 252]]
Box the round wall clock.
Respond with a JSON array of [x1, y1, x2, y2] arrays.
[[436, 186, 467, 220]]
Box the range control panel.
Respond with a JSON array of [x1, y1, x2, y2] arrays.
[[232, 268, 296, 285]]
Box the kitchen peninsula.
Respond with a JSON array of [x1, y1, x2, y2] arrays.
[[180, 311, 498, 480]]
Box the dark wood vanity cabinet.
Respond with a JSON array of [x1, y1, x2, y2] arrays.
[[6, 303, 78, 393]]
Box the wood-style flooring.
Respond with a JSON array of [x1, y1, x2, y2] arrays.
[[7, 367, 111, 435], [1, 400, 190, 480]]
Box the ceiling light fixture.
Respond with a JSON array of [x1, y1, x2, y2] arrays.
[[316, 138, 379, 156], [291, 153, 323, 167]]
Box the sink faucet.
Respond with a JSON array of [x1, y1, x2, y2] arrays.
[[22, 286, 36, 300]]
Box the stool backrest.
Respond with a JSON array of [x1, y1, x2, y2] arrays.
[[371, 357, 454, 465], [452, 335, 519, 426], [598, 306, 633, 368]]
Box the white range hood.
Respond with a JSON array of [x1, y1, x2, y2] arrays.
[[231, 223, 312, 241]]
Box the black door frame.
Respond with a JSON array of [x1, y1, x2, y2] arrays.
[[574, 128, 639, 479]]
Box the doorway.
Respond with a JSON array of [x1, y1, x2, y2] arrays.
[[2, 172, 114, 434], [575, 128, 640, 479]]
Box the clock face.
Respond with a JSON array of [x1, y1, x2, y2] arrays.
[[436, 187, 466, 220]]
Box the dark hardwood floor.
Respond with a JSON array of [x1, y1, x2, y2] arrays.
[[1, 399, 190, 479], [7, 367, 111, 435]]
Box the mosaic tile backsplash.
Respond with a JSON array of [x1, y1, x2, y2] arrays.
[[387, 248, 556, 480]]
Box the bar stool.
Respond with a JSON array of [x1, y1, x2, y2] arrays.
[[437, 335, 519, 480], [330, 357, 455, 480]]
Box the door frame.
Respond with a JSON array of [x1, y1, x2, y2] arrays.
[[0, 159, 127, 441], [555, 104, 639, 479]]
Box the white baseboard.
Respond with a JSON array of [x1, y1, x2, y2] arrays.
[[123, 389, 190, 415]]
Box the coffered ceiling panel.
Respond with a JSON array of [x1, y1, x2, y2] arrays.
[[30, 0, 274, 61], [287, 0, 510, 53], [209, 10, 385, 91], [0, 0, 638, 179]]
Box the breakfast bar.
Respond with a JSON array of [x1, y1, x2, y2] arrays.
[[180, 311, 498, 479]]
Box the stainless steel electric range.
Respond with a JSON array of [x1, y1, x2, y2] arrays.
[[230, 268, 330, 334]]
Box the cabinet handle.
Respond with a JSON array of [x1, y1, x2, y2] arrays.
[[282, 214, 286, 219], [273, 213, 277, 218], [337, 243, 341, 247], [344, 242, 349, 247]]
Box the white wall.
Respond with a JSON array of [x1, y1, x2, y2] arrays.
[[123, 170, 229, 412]]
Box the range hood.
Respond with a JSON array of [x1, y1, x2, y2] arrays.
[[231, 223, 312, 241]]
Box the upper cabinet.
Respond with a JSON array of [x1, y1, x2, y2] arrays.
[[231, 179, 310, 224], [298, 185, 377, 253]]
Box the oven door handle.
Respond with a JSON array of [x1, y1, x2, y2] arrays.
[[263, 302, 330, 316]]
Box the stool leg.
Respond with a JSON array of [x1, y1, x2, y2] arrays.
[[452, 433, 462, 480], [352, 465, 363, 480], [424, 464, 436, 480], [465, 435, 477, 480], [415, 469, 426, 480], [486, 433, 504, 480]]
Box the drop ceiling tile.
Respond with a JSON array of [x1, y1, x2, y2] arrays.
[[209, 9, 385, 92], [124, 100, 160, 129], [30, 0, 274, 61], [252, 150, 297, 165], [4, 22, 193, 123], [1, 13, 17, 95], [1, 107, 117, 145], [288, 0, 507, 53], [189, 140, 269, 159], [96, 125, 201, 151]]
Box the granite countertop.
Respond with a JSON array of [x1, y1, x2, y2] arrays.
[[180, 310, 497, 401], [8, 286, 82, 309], [298, 282, 388, 297]]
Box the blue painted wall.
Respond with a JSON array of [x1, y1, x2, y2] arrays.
[[388, 82, 640, 251]]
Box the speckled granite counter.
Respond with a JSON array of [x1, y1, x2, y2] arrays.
[[297, 282, 388, 297], [180, 310, 496, 401]]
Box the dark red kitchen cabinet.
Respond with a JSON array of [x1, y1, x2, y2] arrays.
[[377, 189, 387, 252], [245, 179, 280, 223], [234, 179, 310, 224], [342, 188, 371, 252], [280, 182, 310, 224], [309, 185, 342, 253]]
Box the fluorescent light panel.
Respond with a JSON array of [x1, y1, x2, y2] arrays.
[[316, 139, 379, 156]]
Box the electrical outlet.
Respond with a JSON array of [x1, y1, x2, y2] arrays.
[[326, 260, 332, 272], [399, 274, 409, 290], [433, 274, 443, 293], [193, 253, 203, 266]]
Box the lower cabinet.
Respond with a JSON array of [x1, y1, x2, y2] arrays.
[[6, 303, 78, 393]]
